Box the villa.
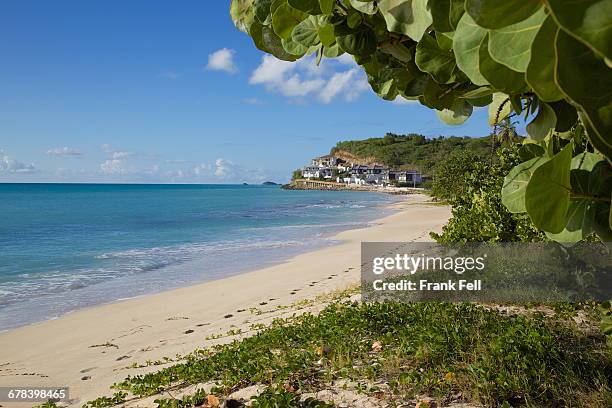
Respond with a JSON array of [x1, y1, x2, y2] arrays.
[[299, 155, 425, 186]]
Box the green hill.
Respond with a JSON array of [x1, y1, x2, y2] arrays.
[[331, 133, 493, 174]]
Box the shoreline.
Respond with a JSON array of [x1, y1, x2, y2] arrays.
[[0, 194, 450, 407], [0, 192, 398, 333]]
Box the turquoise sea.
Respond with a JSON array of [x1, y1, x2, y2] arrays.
[[0, 183, 396, 331]]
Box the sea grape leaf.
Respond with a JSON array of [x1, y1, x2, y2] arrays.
[[545, 198, 596, 242], [254, 0, 273, 23], [526, 16, 565, 102], [335, 24, 377, 56], [436, 32, 454, 51], [380, 42, 413, 62], [429, 0, 465, 32], [465, 0, 542, 29], [526, 102, 557, 141], [347, 12, 363, 29], [231, 0, 256, 33], [318, 23, 336, 47], [415, 33, 458, 84], [323, 43, 343, 57], [281, 35, 310, 56], [272, 3, 308, 39], [525, 143, 573, 233], [488, 92, 512, 126], [252, 22, 301, 60], [488, 8, 547, 72], [436, 98, 473, 125], [502, 156, 549, 213], [292, 16, 323, 47], [319, 0, 334, 14], [518, 143, 545, 161], [571, 151, 604, 171], [551, 100, 579, 132], [453, 13, 489, 86], [349, 0, 378, 15], [288, 0, 321, 14], [378, 0, 433, 41], [421, 78, 456, 110], [546, 0, 612, 60], [478, 34, 529, 94], [555, 31, 612, 158]]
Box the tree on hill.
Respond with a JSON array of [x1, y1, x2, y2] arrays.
[[230, 0, 611, 243]]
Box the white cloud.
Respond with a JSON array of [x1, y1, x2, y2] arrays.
[[249, 54, 369, 103], [0, 149, 36, 173], [206, 48, 238, 74], [46, 147, 83, 157], [99, 147, 133, 174], [318, 69, 369, 103], [111, 151, 131, 159]]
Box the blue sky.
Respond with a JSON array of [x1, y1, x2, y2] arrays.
[[0, 1, 493, 183]]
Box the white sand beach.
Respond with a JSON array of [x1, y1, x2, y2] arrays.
[[0, 194, 450, 407]]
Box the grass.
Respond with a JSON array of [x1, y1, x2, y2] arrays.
[[80, 301, 612, 408]]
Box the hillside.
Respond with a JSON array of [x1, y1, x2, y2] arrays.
[[331, 133, 493, 174]]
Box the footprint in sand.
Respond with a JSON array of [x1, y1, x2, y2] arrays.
[[116, 355, 131, 361], [236, 309, 246, 313], [196, 323, 210, 327], [184, 329, 194, 334], [80, 367, 96, 373], [259, 302, 267, 306], [224, 314, 234, 319]]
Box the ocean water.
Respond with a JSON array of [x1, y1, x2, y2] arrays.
[[0, 183, 396, 331]]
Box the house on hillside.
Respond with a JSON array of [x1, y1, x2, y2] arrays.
[[389, 170, 423, 185], [312, 155, 344, 168], [302, 166, 332, 179]]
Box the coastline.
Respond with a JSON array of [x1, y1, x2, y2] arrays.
[[0, 194, 451, 407]]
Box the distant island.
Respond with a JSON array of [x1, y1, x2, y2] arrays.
[[262, 181, 278, 186]]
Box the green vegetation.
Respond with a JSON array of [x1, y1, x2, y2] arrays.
[[431, 145, 544, 243], [332, 133, 492, 173], [83, 302, 610, 407], [231, 0, 611, 242]]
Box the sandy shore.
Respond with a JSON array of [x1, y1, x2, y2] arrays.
[[0, 194, 450, 407]]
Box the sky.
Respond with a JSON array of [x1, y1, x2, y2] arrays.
[[0, 1, 493, 184]]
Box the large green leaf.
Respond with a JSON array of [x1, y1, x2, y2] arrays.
[[555, 30, 612, 158], [288, 0, 321, 14], [251, 22, 301, 61], [253, 0, 273, 24], [231, 0, 256, 33], [546, 0, 612, 60], [545, 198, 596, 242], [478, 34, 529, 94], [488, 8, 547, 72], [292, 16, 323, 47], [281, 36, 310, 56], [415, 33, 458, 84], [349, 0, 378, 15], [465, 0, 542, 29], [378, 0, 433, 41], [428, 0, 464, 32], [488, 92, 512, 126], [436, 98, 473, 125], [335, 24, 377, 56], [272, 3, 308, 39], [525, 143, 573, 233], [526, 102, 557, 141], [453, 13, 489, 86], [526, 16, 565, 102], [319, 0, 335, 15], [502, 156, 549, 213]]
